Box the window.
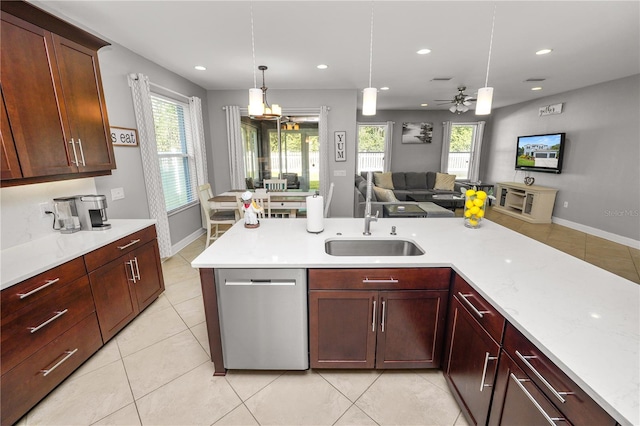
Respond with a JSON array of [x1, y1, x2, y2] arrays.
[[357, 123, 391, 173], [151, 94, 197, 213], [443, 122, 485, 181]]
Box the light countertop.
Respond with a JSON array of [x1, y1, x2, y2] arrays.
[[192, 217, 639, 426], [1, 219, 157, 290]]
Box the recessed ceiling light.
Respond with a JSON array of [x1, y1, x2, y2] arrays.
[[417, 48, 432, 55], [317, 64, 328, 69], [535, 49, 553, 55], [531, 87, 543, 91], [194, 65, 206, 71], [420, 103, 428, 107], [380, 87, 389, 91]]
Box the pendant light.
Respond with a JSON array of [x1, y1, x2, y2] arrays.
[[248, 3, 264, 116], [362, 2, 377, 116], [476, 5, 497, 116]]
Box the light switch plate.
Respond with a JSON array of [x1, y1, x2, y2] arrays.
[[111, 187, 125, 201], [333, 170, 347, 177]]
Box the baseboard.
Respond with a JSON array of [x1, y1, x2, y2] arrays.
[[552, 216, 640, 249], [169, 228, 206, 258]]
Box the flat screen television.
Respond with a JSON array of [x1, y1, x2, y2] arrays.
[[515, 132, 566, 174]]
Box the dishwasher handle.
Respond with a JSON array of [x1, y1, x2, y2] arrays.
[[225, 280, 296, 286]]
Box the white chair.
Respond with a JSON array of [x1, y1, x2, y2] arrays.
[[263, 179, 287, 191], [235, 193, 267, 220], [324, 182, 335, 218], [267, 193, 292, 218], [198, 183, 236, 247]]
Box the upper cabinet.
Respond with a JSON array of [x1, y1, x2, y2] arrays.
[[0, 1, 115, 186]]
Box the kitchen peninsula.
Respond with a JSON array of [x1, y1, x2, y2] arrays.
[[192, 217, 639, 426]]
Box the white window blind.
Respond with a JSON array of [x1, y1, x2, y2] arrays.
[[151, 94, 198, 213]]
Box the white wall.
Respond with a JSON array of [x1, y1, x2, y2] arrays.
[[482, 74, 640, 244], [206, 89, 358, 218]]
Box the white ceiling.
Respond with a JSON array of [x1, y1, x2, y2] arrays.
[[32, 1, 640, 111]]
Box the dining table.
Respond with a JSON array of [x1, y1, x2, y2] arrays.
[[209, 190, 317, 218]]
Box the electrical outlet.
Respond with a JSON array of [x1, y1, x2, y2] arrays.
[[39, 202, 51, 218], [563, 201, 569, 208], [111, 187, 125, 201]]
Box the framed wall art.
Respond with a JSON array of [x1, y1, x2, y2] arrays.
[[402, 122, 433, 144], [110, 126, 139, 146]]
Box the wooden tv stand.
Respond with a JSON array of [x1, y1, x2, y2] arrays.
[[493, 182, 558, 223]]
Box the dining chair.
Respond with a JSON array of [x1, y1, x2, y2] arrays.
[[198, 183, 236, 247], [263, 179, 287, 192], [267, 193, 292, 218]]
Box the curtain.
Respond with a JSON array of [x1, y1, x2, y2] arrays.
[[468, 121, 486, 182], [225, 106, 245, 190], [383, 121, 394, 172], [318, 106, 329, 200], [441, 121, 452, 173], [189, 96, 209, 229], [127, 73, 172, 259]]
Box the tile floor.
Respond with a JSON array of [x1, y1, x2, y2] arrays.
[[18, 209, 639, 425]]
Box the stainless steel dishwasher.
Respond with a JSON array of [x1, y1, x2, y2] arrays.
[[215, 268, 308, 370]]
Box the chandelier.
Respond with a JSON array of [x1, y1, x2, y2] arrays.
[[249, 65, 282, 120]]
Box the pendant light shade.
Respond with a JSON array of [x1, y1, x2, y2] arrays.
[[249, 88, 264, 116], [475, 87, 493, 115], [362, 87, 377, 116]]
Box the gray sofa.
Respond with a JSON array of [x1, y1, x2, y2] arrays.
[[354, 172, 463, 217]]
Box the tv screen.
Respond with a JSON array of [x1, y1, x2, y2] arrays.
[[515, 132, 565, 174]]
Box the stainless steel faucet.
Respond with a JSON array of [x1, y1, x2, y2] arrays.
[[363, 171, 378, 235]]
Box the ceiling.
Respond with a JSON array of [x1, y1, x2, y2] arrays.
[[31, 1, 640, 111]]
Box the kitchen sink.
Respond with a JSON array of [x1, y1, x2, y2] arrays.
[[325, 238, 425, 256]]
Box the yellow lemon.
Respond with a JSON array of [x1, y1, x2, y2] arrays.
[[470, 206, 480, 215], [468, 219, 478, 226], [464, 210, 472, 217], [476, 191, 487, 200], [473, 198, 484, 207], [477, 209, 485, 218], [465, 200, 475, 209], [465, 189, 476, 197]]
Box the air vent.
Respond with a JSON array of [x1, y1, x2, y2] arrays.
[[431, 77, 453, 81], [525, 78, 546, 82]]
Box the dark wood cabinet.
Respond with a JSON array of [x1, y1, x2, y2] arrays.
[[87, 227, 165, 342], [443, 274, 505, 426], [1, 89, 22, 180], [489, 351, 570, 425], [0, 2, 114, 186], [309, 268, 450, 370], [489, 323, 616, 426]]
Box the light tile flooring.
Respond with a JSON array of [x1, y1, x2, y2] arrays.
[[19, 209, 639, 425]]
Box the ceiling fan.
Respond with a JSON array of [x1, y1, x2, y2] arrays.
[[436, 86, 477, 114]]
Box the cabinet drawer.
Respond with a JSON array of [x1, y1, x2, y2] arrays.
[[1, 275, 95, 375], [309, 268, 451, 290], [1, 257, 86, 321], [84, 225, 157, 271], [452, 274, 505, 343], [503, 323, 616, 426], [1, 313, 102, 426]]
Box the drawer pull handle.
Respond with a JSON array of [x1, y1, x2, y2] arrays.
[[363, 277, 398, 284], [510, 373, 566, 425], [29, 309, 68, 333], [18, 278, 60, 299], [69, 139, 79, 166], [41, 348, 78, 377], [118, 239, 141, 250], [479, 351, 498, 391], [457, 292, 490, 319], [126, 260, 137, 283], [515, 351, 574, 403], [133, 257, 141, 281], [77, 138, 86, 166], [380, 299, 387, 332]]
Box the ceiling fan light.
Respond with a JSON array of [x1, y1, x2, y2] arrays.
[[449, 105, 457, 113], [362, 87, 377, 116], [463, 101, 472, 106], [475, 87, 494, 115], [271, 104, 282, 116], [461, 105, 469, 113], [248, 88, 264, 116]]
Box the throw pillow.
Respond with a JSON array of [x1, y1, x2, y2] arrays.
[[374, 172, 394, 189], [434, 172, 456, 190], [391, 172, 406, 190], [373, 186, 398, 202], [405, 172, 427, 189]]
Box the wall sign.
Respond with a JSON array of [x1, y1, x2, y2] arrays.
[[334, 131, 346, 162], [110, 126, 139, 146], [539, 103, 563, 117]]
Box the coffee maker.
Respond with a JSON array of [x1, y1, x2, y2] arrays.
[[52, 197, 81, 233], [75, 195, 111, 230]]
